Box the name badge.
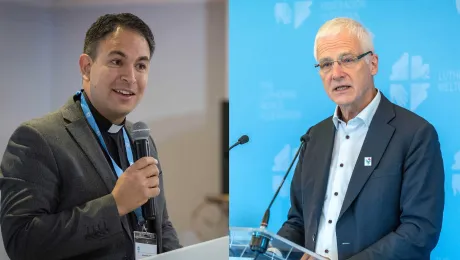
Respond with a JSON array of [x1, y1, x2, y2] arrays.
[[134, 231, 157, 259]]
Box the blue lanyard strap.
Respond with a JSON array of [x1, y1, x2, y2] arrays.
[[77, 91, 144, 222]]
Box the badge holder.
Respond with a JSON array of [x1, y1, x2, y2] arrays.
[[134, 225, 157, 260]]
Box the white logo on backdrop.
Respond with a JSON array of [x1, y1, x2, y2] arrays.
[[259, 81, 301, 121], [452, 151, 460, 196], [438, 70, 460, 92], [390, 52, 430, 111], [272, 144, 299, 172], [274, 1, 312, 29], [453, 175, 460, 196], [272, 144, 299, 197], [317, 0, 366, 21]]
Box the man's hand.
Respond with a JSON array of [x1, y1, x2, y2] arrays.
[[300, 253, 330, 260], [111, 157, 160, 216]]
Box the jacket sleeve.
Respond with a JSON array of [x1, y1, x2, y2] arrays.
[[0, 123, 125, 260], [348, 123, 445, 260]]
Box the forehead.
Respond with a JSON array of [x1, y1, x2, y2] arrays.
[[316, 31, 362, 60], [98, 27, 150, 58]]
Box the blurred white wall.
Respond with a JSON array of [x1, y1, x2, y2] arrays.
[[0, 0, 226, 259]]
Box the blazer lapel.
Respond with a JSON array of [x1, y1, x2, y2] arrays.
[[61, 97, 134, 242], [62, 99, 117, 193], [338, 94, 396, 219]]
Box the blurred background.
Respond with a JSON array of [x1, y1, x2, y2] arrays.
[[0, 0, 228, 258]]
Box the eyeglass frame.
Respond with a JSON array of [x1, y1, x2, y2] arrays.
[[314, 51, 373, 72]]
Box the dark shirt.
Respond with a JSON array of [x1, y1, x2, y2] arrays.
[[83, 92, 129, 172], [81, 91, 140, 259]]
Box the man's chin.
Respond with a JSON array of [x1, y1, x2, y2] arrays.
[[109, 110, 132, 124], [332, 97, 354, 107]]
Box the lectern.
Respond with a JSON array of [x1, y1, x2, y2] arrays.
[[229, 227, 327, 260], [144, 236, 228, 260]]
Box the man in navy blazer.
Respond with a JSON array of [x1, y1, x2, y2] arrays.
[[276, 18, 445, 260]]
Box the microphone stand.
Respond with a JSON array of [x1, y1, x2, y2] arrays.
[[249, 134, 309, 258]]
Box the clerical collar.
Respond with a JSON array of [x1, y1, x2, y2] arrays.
[[82, 91, 125, 134]]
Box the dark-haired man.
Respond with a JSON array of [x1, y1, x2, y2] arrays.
[[0, 13, 181, 260]]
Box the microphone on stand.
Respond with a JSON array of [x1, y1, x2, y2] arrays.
[[132, 121, 162, 254], [249, 132, 311, 256], [229, 135, 249, 151]]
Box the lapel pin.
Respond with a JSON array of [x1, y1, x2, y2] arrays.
[[364, 157, 372, 167]]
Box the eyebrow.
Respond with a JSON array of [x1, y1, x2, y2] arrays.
[[318, 52, 355, 62], [108, 50, 150, 62]]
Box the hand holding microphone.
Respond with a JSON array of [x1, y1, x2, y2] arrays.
[[111, 122, 162, 254], [112, 121, 159, 218], [111, 157, 160, 216]]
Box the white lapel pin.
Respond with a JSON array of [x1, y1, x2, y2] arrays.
[[364, 157, 372, 166]]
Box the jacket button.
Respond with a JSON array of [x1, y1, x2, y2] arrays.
[[312, 234, 316, 242]]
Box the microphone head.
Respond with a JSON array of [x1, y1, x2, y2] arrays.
[[238, 135, 249, 144], [300, 133, 310, 143], [132, 121, 150, 141]]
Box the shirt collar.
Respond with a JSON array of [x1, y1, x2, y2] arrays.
[[82, 91, 125, 134], [332, 89, 381, 129]]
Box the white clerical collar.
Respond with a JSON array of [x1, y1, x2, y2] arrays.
[[108, 124, 123, 134]]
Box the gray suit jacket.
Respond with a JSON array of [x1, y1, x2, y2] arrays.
[[0, 95, 181, 260], [277, 93, 444, 260]]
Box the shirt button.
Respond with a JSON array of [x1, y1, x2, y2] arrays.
[[340, 163, 344, 167], [328, 220, 332, 224], [325, 249, 329, 253], [334, 192, 338, 196], [346, 135, 350, 139]]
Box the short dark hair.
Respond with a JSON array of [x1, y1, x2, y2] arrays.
[[83, 13, 155, 59]]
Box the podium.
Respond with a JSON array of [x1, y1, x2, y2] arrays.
[[145, 236, 228, 259], [229, 227, 327, 260]]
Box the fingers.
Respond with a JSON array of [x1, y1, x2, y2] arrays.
[[146, 175, 159, 189], [125, 156, 161, 199], [135, 164, 159, 178], [145, 175, 160, 198], [146, 187, 161, 198], [131, 157, 158, 171], [300, 254, 316, 260]]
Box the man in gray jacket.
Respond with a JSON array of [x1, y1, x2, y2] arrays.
[[0, 13, 181, 260]]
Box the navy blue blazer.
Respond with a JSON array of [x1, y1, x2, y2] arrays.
[[277, 93, 445, 260]]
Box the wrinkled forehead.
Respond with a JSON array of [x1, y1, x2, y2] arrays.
[[316, 31, 362, 61]]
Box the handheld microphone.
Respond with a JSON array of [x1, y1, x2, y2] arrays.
[[229, 135, 249, 151], [132, 121, 163, 254], [249, 132, 311, 255], [132, 122, 156, 221]]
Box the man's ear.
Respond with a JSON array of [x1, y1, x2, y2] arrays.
[[79, 54, 93, 81], [370, 53, 378, 76]]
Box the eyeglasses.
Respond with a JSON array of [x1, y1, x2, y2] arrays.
[[314, 51, 373, 73]]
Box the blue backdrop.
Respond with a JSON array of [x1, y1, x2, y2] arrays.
[[229, 0, 460, 259]]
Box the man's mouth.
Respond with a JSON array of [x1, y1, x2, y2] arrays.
[[334, 85, 351, 91], [113, 89, 135, 96]]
